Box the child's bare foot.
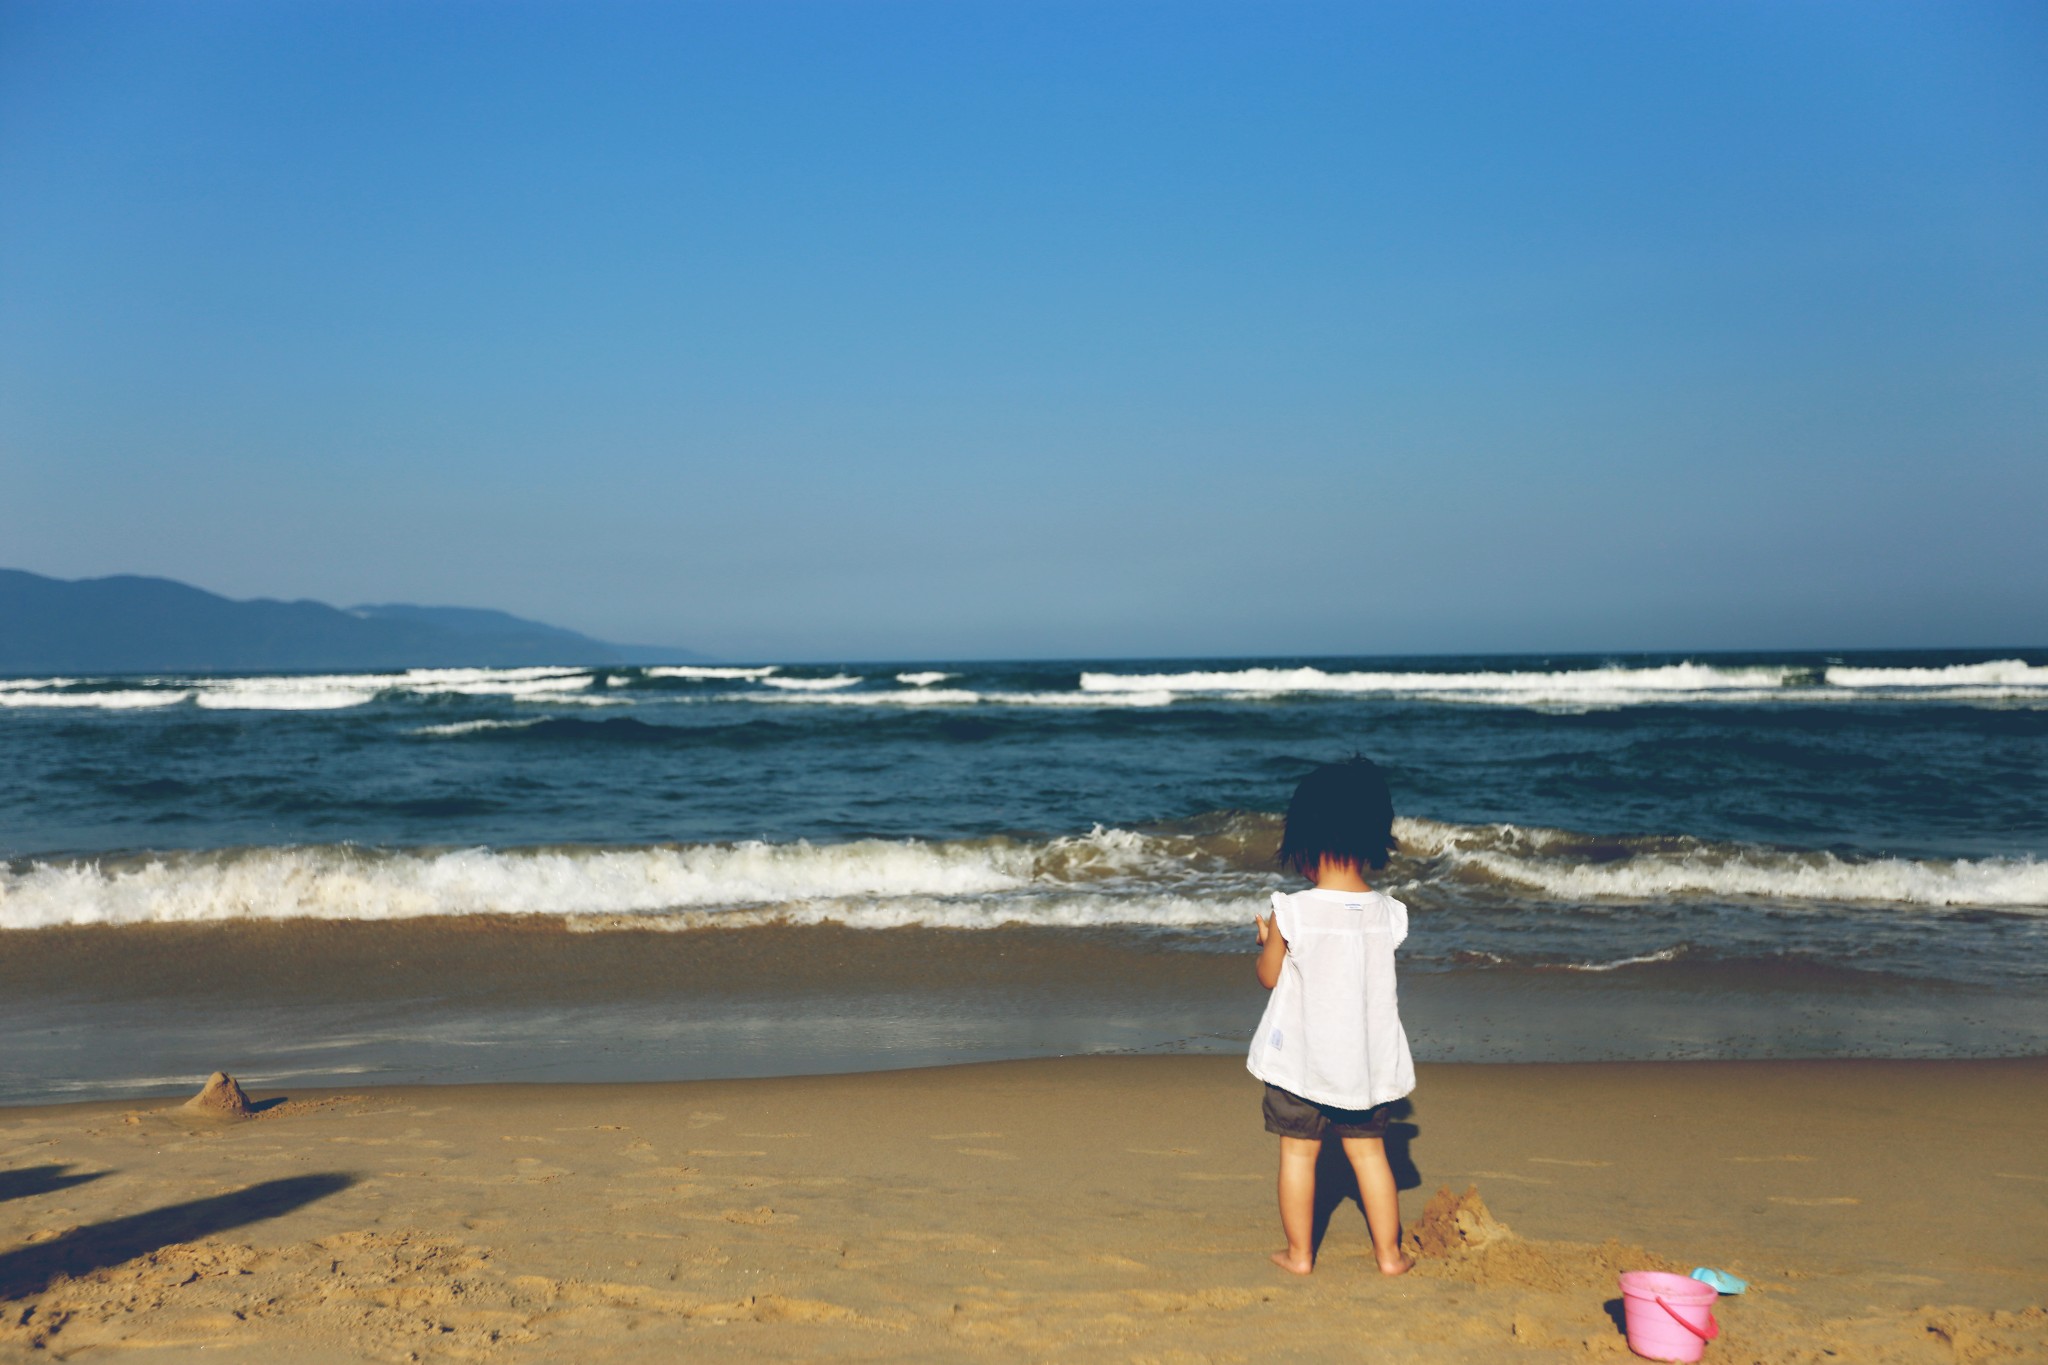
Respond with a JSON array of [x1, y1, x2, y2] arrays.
[[1269, 1250, 1314, 1275], [1376, 1251, 1415, 1276]]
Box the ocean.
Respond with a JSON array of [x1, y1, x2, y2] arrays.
[[4, 650, 2044, 1104]]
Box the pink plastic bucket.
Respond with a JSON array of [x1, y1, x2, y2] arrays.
[[1618, 1270, 1719, 1362]]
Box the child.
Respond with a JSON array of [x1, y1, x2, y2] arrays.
[[1249, 756, 1416, 1276]]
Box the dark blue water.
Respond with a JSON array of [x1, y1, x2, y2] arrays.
[[3, 650, 2045, 987]]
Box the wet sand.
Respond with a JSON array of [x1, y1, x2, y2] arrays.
[[6, 920, 2043, 1106], [3, 1056, 2044, 1361]]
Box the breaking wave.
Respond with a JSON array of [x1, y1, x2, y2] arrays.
[[640, 665, 781, 680], [1395, 818, 2048, 909], [0, 826, 1257, 931], [5, 656, 2043, 713], [1077, 660, 2048, 708], [0, 688, 191, 709], [410, 718, 549, 738], [757, 674, 863, 691], [4, 814, 2042, 933], [1822, 660, 2048, 688], [752, 688, 1176, 708], [0, 667, 598, 711]]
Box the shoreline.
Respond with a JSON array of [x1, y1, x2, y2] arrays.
[[6, 919, 2047, 1106], [3, 1056, 2044, 1360]]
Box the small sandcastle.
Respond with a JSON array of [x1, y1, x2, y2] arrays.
[[182, 1071, 256, 1118]]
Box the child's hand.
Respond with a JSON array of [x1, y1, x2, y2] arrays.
[[1255, 912, 1273, 946]]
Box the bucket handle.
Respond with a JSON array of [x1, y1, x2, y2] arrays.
[[1657, 1296, 1719, 1341]]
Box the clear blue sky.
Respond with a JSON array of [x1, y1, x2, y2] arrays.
[[2, 1, 2042, 661]]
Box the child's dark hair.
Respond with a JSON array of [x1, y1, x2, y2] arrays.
[[1277, 755, 1398, 877]]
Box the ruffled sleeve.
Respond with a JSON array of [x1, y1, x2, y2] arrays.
[[1384, 893, 1410, 949], [1269, 890, 1294, 943]]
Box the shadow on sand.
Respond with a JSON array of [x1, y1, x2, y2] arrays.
[[0, 1165, 110, 1205], [1309, 1101, 1421, 1256], [0, 1174, 354, 1300]]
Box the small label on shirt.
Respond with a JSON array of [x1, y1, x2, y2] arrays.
[[1269, 1028, 1284, 1052]]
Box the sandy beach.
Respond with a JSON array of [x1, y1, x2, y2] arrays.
[[3, 1056, 2043, 1362]]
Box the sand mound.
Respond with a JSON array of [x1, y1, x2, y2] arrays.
[[1412, 1184, 1515, 1256], [1411, 1184, 1680, 1292], [182, 1072, 254, 1118]]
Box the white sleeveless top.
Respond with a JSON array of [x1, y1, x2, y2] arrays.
[[1246, 887, 1416, 1111]]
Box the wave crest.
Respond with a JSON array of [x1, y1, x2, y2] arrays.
[[1394, 818, 2048, 909], [4, 813, 2042, 932]]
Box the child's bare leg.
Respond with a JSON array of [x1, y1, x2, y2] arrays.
[[1270, 1136, 1319, 1274], [1340, 1134, 1412, 1274]]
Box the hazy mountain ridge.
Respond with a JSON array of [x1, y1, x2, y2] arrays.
[[0, 569, 702, 673]]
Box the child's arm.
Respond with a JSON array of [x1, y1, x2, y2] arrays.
[[1254, 911, 1287, 989]]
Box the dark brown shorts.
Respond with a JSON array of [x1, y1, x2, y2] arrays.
[[1262, 1083, 1396, 1141]]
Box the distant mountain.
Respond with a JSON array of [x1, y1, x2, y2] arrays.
[[347, 604, 696, 666], [0, 569, 705, 673]]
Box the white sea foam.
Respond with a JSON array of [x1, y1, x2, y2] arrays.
[[408, 671, 592, 697], [896, 672, 957, 687], [1459, 848, 2048, 906], [394, 667, 590, 685], [643, 665, 782, 680], [192, 676, 384, 710], [757, 674, 862, 691], [1082, 664, 1798, 706], [1823, 659, 2048, 689], [1083, 663, 1796, 694], [0, 667, 604, 711], [0, 838, 1024, 929], [750, 688, 1176, 708], [1397, 818, 2048, 908], [993, 690, 1176, 708], [1073, 661, 2048, 709], [0, 826, 1260, 931], [412, 718, 550, 737], [1559, 947, 1687, 972], [7, 817, 2039, 933], [574, 893, 1255, 933], [188, 667, 590, 708], [755, 687, 983, 706], [0, 688, 192, 709]]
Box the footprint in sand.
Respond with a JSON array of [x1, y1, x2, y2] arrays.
[[1727, 1155, 1815, 1163], [687, 1111, 727, 1129], [740, 1131, 812, 1139], [955, 1148, 1016, 1160], [1181, 1173, 1262, 1182], [1468, 1170, 1553, 1185], [1995, 1172, 2048, 1182], [1528, 1158, 1612, 1168], [931, 1132, 1002, 1141], [1768, 1195, 1859, 1206], [687, 1149, 767, 1158], [1127, 1147, 1199, 1157]]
